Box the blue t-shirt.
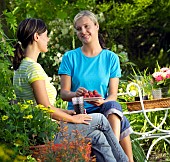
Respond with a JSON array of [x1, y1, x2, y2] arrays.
[[58, 47, 121, 112]]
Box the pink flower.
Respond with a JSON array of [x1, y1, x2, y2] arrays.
[[166, 73, 170, 79], [166, 69, 170, 74], [160, 67, 169, 72], [164, 70, 170, 79], [161, 72, 167, 79], [155, 75, 163, 82], [152, 72, 163, 79], [152, 66, 170, 88]]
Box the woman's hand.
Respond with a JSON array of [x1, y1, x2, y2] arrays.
[[76, 87, 88, 97], [64, 110, 76, 115], [72, 114, 92, 125], [87, 98, 105, 106]]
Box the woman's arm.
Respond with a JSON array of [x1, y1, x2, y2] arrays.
[[31, 80, 92, 124], [60, 74, 87, 101], [105, 78, 119, 101], [60, 75, 76, 101]]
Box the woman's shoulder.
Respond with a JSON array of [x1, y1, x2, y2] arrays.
[[62, 48, 81, 60], [21, 58, 43, 72], [102, 49, 118, 58], [64, 47, 80, 55]]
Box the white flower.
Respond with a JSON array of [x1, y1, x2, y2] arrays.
[[130, 90, 137, 96], [57, 52, 62, 58]]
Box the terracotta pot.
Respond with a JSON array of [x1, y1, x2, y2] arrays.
[[30, 142, 91, 162], [29, 142, 60, 161]]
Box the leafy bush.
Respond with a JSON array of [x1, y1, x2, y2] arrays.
[[0, 100, 59, 155]]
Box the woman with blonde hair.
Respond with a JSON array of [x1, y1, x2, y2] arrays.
[[58, 10, 134, 162]]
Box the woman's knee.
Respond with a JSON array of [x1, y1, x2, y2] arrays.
[[101, 101, 124, 119], [90, 113, 108, 124], [120, 116, 133, 140], [88, 130, 106, 145], [89, 113, 111, 131]]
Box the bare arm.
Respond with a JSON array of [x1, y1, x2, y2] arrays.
[[60, 74, 88, 101], [60, 75, 75, 101], [105, 78, 119, 101], [31, 80, 92, 124]]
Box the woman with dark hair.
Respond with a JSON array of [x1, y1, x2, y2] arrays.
[[13, 18, 128, 162], [58, 10, 134, 162]]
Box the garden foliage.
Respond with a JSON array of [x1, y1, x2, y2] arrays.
[[0, 0, 170, 161]]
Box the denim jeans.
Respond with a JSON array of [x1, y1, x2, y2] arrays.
[[54, 113, 128, 162], [87, 101, 133, 140]]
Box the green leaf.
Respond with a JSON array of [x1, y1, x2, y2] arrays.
[[56, 11, 67, 19]]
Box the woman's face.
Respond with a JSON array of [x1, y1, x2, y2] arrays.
[[75, 16, 99, 44], [37, 30, 49, 52]]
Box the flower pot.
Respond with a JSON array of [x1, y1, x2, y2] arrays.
[[152, 88, 162, 99], [29, 142, 91, 162], [29, 142, 60, 161], [135, 95, 148, 101], [161, 86, 169, 98]]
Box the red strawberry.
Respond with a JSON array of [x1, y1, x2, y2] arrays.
[[95, 94, 102, 97], [93, 90, 98, 95], [93, 90, 102, 97], [84, 92, 90, 98], [89, 91, 94, 97]]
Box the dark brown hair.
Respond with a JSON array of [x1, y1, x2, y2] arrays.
[[13, 18, 47, 70]]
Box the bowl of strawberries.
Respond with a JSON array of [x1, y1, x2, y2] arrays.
[[83, 90, 103, 101]]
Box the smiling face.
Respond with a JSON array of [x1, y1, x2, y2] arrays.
[[75, 16, 99, 44]]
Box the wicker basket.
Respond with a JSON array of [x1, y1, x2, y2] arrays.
[[126, 97, 170, 111]]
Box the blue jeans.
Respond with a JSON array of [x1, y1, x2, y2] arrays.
[[54, 113, 128, 162], [87, 101, 133, 140]]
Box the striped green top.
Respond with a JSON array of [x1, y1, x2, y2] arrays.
[[13, 57, 57, 105]]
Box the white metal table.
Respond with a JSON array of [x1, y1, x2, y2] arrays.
[[119, 82, 170, 161]]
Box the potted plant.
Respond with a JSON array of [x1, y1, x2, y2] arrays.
[[32, 123, 93, 162], [128, 68, 152, 100], [0, 98, 59, 157], [151, 65, 170, 98], [0, 97, 93, 161]]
